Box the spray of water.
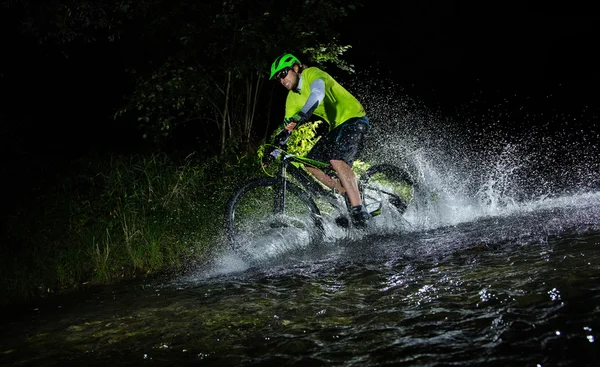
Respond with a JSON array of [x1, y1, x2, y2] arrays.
[[349, 73, 600, 232], [199, 73, 600, 276]]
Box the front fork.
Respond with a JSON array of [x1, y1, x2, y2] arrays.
[[274, 159, 289, 215]]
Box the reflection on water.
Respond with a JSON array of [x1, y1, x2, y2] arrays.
[[1, 199, 599, 366]]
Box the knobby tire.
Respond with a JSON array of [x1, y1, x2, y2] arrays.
[[225, 177, 323, 253]]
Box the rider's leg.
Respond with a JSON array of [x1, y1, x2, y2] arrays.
[[305, 117, 371, 225], [330, 159, 361, 207], [332, 158, 370, 227], [305, 166, 346, 194]]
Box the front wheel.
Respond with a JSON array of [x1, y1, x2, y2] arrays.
[[225, 178, 323, 260], [359, 164, 416, 217]]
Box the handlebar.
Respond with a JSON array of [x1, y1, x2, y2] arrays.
[[264, 114, 308, 163], [274, 113, 308, 147], [264, 130, 291, 162]]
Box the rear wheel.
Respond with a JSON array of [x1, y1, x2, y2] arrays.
[[359, 164, 416, 217], [225, 178, 323, 259]]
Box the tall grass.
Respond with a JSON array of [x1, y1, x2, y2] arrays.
[[1, 152, 259, 305]]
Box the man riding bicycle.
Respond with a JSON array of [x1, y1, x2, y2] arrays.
[[269, 53, 372, 227]]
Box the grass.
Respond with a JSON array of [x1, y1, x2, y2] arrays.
[[1, 144, 418, 306], [1, 151, 260, 306]]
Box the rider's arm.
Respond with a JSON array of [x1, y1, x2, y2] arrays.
[[283, 78, 325, 131], [299, 78, 325, 118]]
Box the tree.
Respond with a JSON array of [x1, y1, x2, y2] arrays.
[[119, 0, 362, 156], [2, 0, 136, 46], [5, 0, 363, 155]]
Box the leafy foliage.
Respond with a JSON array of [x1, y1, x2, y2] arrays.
[[114, 62, 212, 143], [4, 0, 134, 45], [6, 0, 363, 154], [120, 0, 363, 153], [303, 44, 355, 73], [284, 120, 324, 157], [257, 120, 323, 162], [0, 151, 264, 304]]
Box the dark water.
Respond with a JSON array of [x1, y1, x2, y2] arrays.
[[1, 192, 599, 366]]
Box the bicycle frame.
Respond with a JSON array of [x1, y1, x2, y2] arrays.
[[272, 153, 350, 217], [226, 146, 414, 250], [226, 127, 417, 250]]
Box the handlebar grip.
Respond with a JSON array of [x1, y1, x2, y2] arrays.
[[273, 129, 292, 146], [291, 112, 308, 126]]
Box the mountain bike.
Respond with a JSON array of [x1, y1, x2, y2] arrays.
[[224, 128, 420, 257]]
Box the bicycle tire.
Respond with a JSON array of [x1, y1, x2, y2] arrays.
[[359, 164, 416, 216], [225, 177, 324, 256]]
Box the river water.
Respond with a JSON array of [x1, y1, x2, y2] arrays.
[[1, 187, 599, 366]]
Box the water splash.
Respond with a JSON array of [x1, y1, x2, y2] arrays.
[[349, 74, 600, 232]]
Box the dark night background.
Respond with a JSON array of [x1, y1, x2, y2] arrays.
[[1, 3, 599, 209], [2, 6, 599, 153], [345, 11, 599, 121]]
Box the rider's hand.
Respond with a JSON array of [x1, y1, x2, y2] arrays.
[[291, 111, 307, 124], [282, 120, 297, 132], [281, 111, 307, 131]]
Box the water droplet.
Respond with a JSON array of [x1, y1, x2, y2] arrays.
[[548, 288, 561, 301]]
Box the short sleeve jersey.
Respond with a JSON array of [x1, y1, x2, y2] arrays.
[[284, 67, 366, 130]]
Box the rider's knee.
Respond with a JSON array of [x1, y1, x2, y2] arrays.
[[329, 159, 351, 169]]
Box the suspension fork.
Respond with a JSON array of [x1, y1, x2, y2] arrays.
[[274, 157, 321, 214], [274, 157, 291, 214]]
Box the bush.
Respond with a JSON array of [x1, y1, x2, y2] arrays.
[[0, 151, 260, 305]]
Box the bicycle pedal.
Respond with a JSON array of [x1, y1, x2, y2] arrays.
[[369, 209, 382, 217], [335, 216, 350, 228]]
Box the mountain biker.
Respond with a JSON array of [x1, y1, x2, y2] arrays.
[[269, 53, 372, 227]]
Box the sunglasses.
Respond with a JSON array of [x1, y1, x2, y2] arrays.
[[275, 68, 290, 80]]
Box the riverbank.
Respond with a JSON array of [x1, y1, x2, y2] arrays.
[[1, 151, 259, 306]]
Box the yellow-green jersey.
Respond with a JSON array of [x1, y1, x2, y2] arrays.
[[285, 67, 366, 130]]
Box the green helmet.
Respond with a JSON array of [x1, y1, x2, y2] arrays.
[[269, 53, 301, 80]]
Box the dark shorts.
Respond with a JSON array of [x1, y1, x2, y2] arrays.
[[307, 116, 370, 167]]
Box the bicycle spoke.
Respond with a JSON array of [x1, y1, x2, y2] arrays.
[[360, 164, 415, 217], [226, 178, 323, 259]]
